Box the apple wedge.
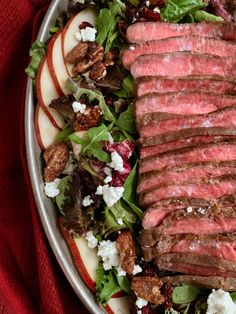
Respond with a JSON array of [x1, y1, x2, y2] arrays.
[[61, 8, 97, 76], [47, 31, 70, 96], [105, 296, 130, 314], [35, 105, 60, 150], [36, 57, 65, 130]]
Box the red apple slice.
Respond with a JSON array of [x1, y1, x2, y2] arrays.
[[47, 31, 69, 96], [36, 57, 65, 130], [35, 105, 60, 150], [61, 8, 97, 76], [105, 296, 130, 314]]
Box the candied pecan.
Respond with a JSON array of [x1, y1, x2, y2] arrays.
[[131, 276, 165, 305], [89, 61, 106, 81], [103, 51, 116, 67], [66, 42, 89, 64], [72, 105, 101, 131], [116, 230, 136, 275], [73, 45, 104, 74], [43, 142, 69, 182]]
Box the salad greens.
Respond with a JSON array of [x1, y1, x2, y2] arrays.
[[115, 75, 135, 99], [172, 284, 201, 304], [25, 41, 47, 79], [55, 175, 72, 214], [192, 10, 224, 22]]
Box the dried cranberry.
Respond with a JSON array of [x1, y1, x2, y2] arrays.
[[79, 21, 93, 29], [141, 305, 158, 314], [139, 7, 160, 21], [148, 0, 166, 9], [162, 283, 173, 309]]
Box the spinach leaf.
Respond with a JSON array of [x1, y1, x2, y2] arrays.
[[192, 10, 224, 22], [55, 176, 72, 214], [55, 124, 73, 143], [25, 41, 47, 79], [160, 0, 207, 23], [231, 292, 236, 303], [172, 284, 200, 304], [117, 104, 136, 135], [96, 264, 121, 305], [115, 75, 135, 98]]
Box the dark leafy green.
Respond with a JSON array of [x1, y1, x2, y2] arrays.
[[115, 75, 135, 98], [55, 176, 72, 214], [231, 292, 236, 303], [116, 273, 131, 294], [117, 104, 136, 134], [192, 10, 224, 22], [25, 41, 47, 79], [55, 124, 73, 143], [172, 284, 200, 304]]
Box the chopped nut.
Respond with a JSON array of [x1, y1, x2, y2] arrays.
[[116, 230, 136, 275], [131, 276, 165, 305], [66, 42, 89, 64], [43, 142, 69, 182], [103, 51, 116, 67], [73, 45, 104, 74], [89, 61, 106, 81], [72, 105, 101, 131]]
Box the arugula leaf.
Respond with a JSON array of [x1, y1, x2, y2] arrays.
[[192, 9, 224, 22], [96, 8, 114, 47], [123, 162, 138, 203], [115, 75, 135, 98], [55, 176, 72, 214], [117, 104, 137, 135], [172, 284, 200, 304], [68, 133, 86, 145], [160, 0, 207, 23], [116, 274, 131, 294], [55, 124, 73, 143], [25, 41, 47, 79], [90, 142, 111, 162], [96, 264, 121, 304]]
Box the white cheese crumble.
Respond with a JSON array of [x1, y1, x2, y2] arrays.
[[129, 45, 135, 50], [75, 0, 85, 3], [146, 0, 150, 7], [108, 151, 124, 172], [85, 231, 98, 249], [132, 264, 142, 275], [95, 185, 124, 207], [72, 101, 86, 114], [82, 195, 94, 207], [137, 311, 142, 314], [104, 175, 112, 184], [197, 207, 206, 215], [186, 206, 193, 213], [207, 289, 236, 314], [117, 218, 123, 225], [104, 166, 112, 177], [97, 240, 119, 270], [74, 27, 97, 42], [44, 178, 61, 197], [108, 132, 114, 144], [116, 265, 126, 277], [135, 297, 148, 309], [153, 7, 160, 13]]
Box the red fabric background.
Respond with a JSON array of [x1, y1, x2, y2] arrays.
[[0, 1, 89, 313]]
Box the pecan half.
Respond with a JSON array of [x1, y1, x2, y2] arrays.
[[72, 105, 101, 131], [132, 276, 165, 305], [66, 42, 89, 64], [89, 61, 106, 81], [43, 142, 69, 182], [116, 230, 136, 275], [73, 45, 104, 74]]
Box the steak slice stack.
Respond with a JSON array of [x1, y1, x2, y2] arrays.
[[122, 20, 236, 290]]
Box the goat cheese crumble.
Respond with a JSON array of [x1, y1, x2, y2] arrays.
[[72, 101, 86, 114], [104, 175, 112, 184], [135, 297, 148, 309], [108, 151, 124, 172], [104, 166, 112, 177], [153, 7, 160, 13], [85, 231, 98, 249], [117, 218, 123, 225], [116, 265, 126, 277], [82, 195, 94, 207], [207, 289, 236, 314], [95, 185, 124, 207], [132, 264, 142, 275], [44, 178, 61, 197], [97, 240, 119, 270], [75, 26, 97, 42]]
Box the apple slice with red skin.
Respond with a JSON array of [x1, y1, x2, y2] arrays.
[[61, 8, 97, 76], [105, 296, 130, 314], [34, 105, 60, 150], [47, 31, 70, 96], [36, 57, 65, 130]]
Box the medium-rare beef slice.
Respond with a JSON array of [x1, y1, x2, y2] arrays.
[[138, 160, 236, 193], [131, 52, 236, 80], [156, 253, 236, 277], [139, 140, 236, 173], [142, 233, 236, 262], [140, 175, 236, 207], [135, 91, 236, 119], [139, 106, 236, 139], [140, 203, 236, 244], [126, 22, 236, 43], [122, 36, 236, 69], [136, 76, 236, 97], [162, 275, 236, 291], [140, 135, 236, 158], [141, 127, 236, 147]]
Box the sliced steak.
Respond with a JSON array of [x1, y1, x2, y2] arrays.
[[135, 91, 236, 119], [131, 52, 236, 80], [140, 141, 236, 173], [142, 233, 236, 262], [139, 107, 236, 139], [122, 36, 236, 69], [141, 127, 236, 147], [138, 161, 236, 193], [140, 135, 236, 158], [156, 253, 236, 277], [136, 76, 236, 97], [140, 175, 236, 207], [140, 203, 236, 244], [162, 275, 236, 291], [126, 22, 236, 43]]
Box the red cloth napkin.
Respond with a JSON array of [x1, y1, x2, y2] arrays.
[[0, 1, 89, 313]]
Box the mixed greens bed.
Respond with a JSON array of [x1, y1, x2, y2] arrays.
[[26, 0, 236, 313]]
